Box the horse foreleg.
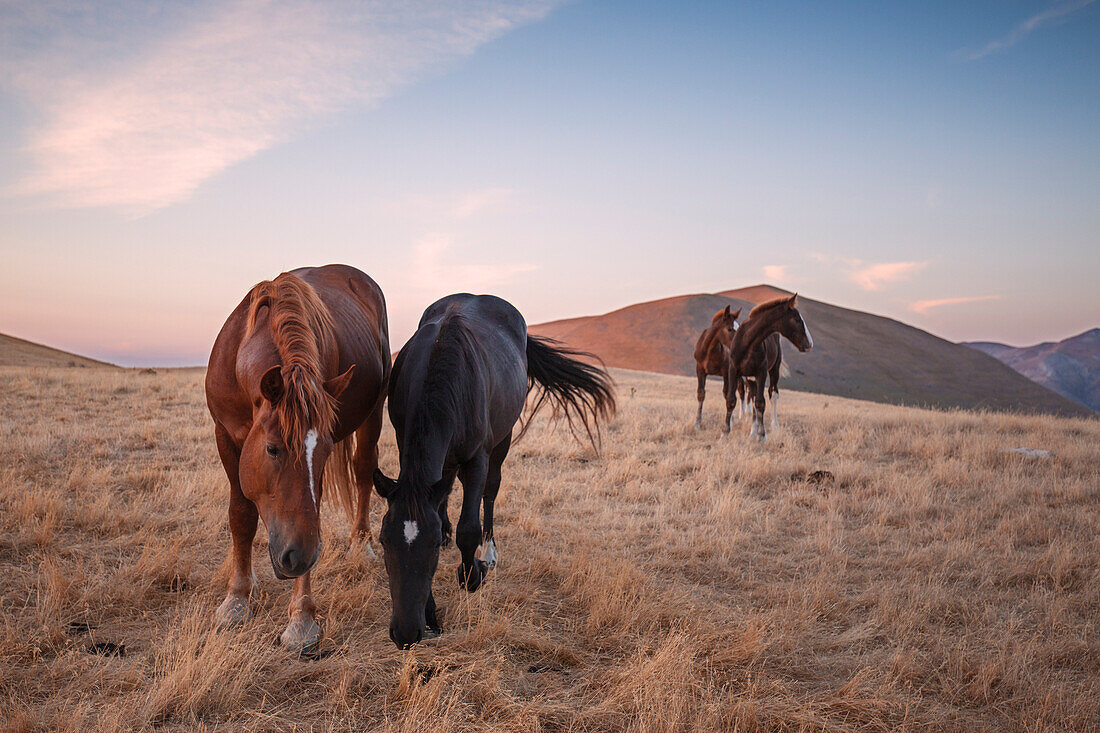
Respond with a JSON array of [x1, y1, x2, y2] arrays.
[[722, 368, 738, 434], [455, 453, 489, 592], [695, 368, 706, 429], [215, 425, 256, 630], [350, 404, 384, 559], [280, 572, 321, 654]]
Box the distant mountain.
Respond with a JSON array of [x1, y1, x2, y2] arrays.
[[0, 333, 117, 369], [529, 285, 1091, 418], [965, 329, 1100, 413]]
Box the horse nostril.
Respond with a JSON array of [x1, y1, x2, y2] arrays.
[[389, 624, 422, 649], [281, 546, 301, 571]]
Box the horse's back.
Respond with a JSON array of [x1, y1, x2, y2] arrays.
[[206, 264, 390, 440], [400, 293, 528, 449], [419, 293, 525, 343]]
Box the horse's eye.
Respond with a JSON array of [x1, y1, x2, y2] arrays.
[[266, 444, 279, 458]]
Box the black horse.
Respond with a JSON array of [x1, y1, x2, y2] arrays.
[[373, 293, 615, 648]]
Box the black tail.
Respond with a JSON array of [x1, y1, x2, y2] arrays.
[[521, 335, 616, 448]]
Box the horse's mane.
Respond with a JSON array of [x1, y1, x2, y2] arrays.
[[748, 296, 792, 320], [245, 273, 338, 455], [405, 312, 483, 487]]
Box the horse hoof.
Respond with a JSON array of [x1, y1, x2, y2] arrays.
[[280, 613, 321, 654], [480, 539, 499, 570], [348, 532, 379, 561], [457, 559, 488, 592], [215, 595, 251, 630]]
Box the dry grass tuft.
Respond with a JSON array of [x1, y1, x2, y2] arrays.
[[1, 365, 1097, 731]]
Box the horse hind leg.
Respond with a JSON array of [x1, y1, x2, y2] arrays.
[[752, 383, 767, 442], [695, 368, 706, 429], [214, 424, 256, 630], [350, 403, 384, 560], [480, 434, 511, 570], [455, 453, 489, 592]]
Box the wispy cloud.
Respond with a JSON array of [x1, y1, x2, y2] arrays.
[[965, 0, 1095, 60], [910, 295, 1001, 315], [409, 234, 536, 294], [451, 187, 513, 219], [0, 1, 561, 213], [762, 265, 787, 282], [849, 261, 927, 291]]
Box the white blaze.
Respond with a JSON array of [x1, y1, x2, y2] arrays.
[[304, 429, 319, 507], [404, 520, 419, 545], [800, 313, 813, 349]]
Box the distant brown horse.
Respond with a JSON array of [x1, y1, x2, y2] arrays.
[[725, 295, 812, 441], [733, 332, 784, 425], [206, 265, 390, 652], [693, 305, 741, 428]]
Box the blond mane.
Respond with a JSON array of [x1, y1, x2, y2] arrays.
[[246, 273, 338, 459]]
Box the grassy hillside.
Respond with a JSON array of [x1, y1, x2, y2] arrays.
[[530, 285, 1090, 418], [0, 332, 116, 369], [2, 366, 1098, 731]]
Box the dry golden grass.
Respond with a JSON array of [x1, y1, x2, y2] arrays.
[[1, 365, 1098, 732]]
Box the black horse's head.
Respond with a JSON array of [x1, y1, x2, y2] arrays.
[[373, 469, 448, 649]]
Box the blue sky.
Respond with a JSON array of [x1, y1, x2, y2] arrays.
[[1, 0, 1097, 365]]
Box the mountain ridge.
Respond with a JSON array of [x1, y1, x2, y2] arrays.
[[529, 285, 1091, 418], [965, 328, 1099, 412]]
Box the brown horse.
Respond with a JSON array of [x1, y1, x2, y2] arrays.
[[693, 305, 741, 428], [206, 265, 390, 652], [724, 295, 812, 441], [733, 332, 784, 425]]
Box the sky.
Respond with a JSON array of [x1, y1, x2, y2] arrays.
[[1, 0, 1097, 366]]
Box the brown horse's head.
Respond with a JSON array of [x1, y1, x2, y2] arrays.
[[773, 295, 813, 352], [238, 364, 355, 579], [712, 305, 741, 347]]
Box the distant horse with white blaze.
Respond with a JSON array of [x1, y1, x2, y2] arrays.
[[725, 295, 812, 441]]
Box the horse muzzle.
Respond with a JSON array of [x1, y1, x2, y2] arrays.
[[269, 539, 321, 579]]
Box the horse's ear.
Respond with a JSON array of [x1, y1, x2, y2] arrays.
[[788, 293, 798, 308], [325, 364, 356, 400], [373, 469, 397, 499], [723, 305, 731, 317], [259, 366, 284, 404], [731, 308, 742, 320]]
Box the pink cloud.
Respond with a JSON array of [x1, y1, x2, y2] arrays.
[[0, 1, 562, 214], [762, 264, 787, 281], [910, 295, 1001, 315], [849, 261, 927, 291]]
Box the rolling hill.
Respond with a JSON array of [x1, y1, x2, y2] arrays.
[[965, 328, 1099, 413], [0, 332, 116, 368], [529, 285, 1091, 417]]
